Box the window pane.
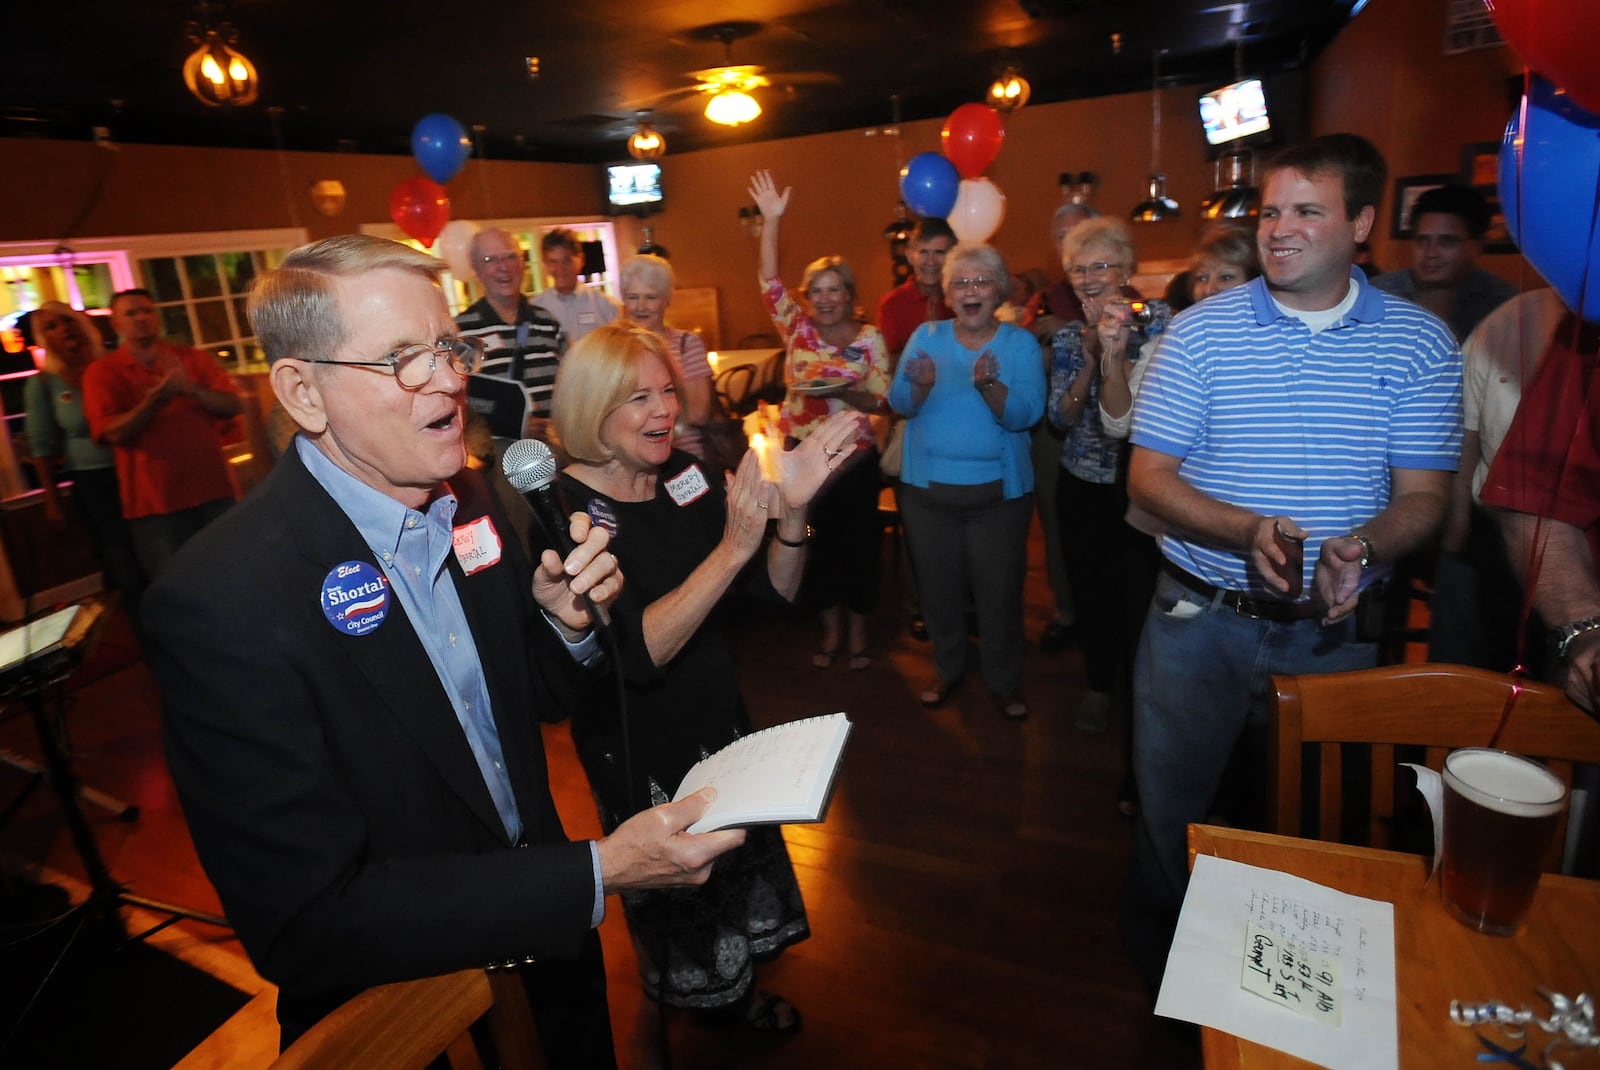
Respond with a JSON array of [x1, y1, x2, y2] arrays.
[[72, 263, 117, 310], [184, 255, 222, 299], [232, 296, 251, 334], [160, 306, 194, 345], [140, 258, 184, 303], [194, 299, 233, 345], [220, 252, 256, 294]]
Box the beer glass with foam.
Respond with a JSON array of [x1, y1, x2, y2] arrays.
[[1440, 748, 1568, 935]]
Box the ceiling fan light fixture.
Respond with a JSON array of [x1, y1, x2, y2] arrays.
[[987, 67, 1030, 114], [705, 89, 761, 126], [627, 122, 666, 160]]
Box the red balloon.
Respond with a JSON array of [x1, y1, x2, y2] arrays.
[[1490, 0, 1600, 113], [940, 103, 1006, 179], [389, 176, 451, 248]]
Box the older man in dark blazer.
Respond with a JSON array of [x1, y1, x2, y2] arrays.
[[143, 235, 743, 1065]]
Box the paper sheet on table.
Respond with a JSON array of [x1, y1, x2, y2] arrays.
[[1155, 854, 1398, 1070]]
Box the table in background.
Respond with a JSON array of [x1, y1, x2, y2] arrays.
[[1187, 824, 1600, 1070]]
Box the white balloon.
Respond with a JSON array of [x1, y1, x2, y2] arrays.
[[948, 178, 1006, 244], [435, 219, 482, 280]]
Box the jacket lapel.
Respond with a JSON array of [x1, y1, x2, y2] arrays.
[[278, 446, 514, 843]]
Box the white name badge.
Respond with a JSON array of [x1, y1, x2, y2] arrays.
[[577, 311, 598, 325], [452, 515, 504, 575], [664, 464, 710, 507]]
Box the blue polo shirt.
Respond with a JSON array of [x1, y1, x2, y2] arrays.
[[1130, 270, 1462, 596]]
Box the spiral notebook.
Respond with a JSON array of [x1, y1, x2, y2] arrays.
[[673, 712, 852, 834]]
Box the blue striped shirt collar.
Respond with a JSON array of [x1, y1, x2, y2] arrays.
[[294, 435, 458, 561], [1248, 267, 1385, 327]]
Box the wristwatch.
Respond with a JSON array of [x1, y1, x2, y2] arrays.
[[1548, 615, 1600, 660], [1350, 534, 1376, 569]]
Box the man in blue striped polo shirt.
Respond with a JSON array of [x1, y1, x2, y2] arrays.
[[1121, 134, 1462, 989]]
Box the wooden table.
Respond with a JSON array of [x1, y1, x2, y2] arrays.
[[1187, 824, 1600, 1070]]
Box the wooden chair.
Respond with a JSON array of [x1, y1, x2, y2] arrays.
[[713, 362, 757, 418], [1270, 663, 1600, 866], [269, 969, 544, 1070]]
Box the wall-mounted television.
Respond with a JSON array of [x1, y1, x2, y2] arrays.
[[1198, 77, 1272, 152], [604, 162, 663, 216]]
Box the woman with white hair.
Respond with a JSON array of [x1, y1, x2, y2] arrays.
[[1047, 217, 1173, 737], [889, 242, 1045, 719], [24, 302, 146, 616], [618, 253, 715, 460]]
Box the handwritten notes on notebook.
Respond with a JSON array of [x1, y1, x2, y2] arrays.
[[673, 712, 851, 834], [1156, 855, 1396, 1070]]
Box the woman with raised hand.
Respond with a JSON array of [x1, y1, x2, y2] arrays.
[[747, 169, 891, 672]]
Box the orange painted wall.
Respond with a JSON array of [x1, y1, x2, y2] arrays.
[[1308, 0, 1530, 283], [0, 139, 600, 244]]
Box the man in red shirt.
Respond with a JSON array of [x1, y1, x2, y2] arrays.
[[876, 217, 955, 361], [1482, 309, 1600, 715], [84, 289, 242, 582]]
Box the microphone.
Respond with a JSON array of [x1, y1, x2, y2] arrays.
[[501, 438, 612, 630]]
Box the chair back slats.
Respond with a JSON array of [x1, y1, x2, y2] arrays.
[[1271, 663, 1600, 869]]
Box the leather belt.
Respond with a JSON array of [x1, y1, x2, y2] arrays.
[[1160, 560, 1322, 622]]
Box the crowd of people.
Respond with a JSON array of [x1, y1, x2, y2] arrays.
[[17, 131, 1597, 1067]]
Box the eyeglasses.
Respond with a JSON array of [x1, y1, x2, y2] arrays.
[[1069, 262, 1117, 279], [300, 336, 485, 390], [949, 275, 997, 290], [478, 252, 524, 267]]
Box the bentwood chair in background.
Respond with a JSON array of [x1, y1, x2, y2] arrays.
[[1269, 663, 1600, 869], [269, 968, 545, 1070]]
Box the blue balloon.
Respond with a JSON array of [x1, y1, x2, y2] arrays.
[[1499, 77, 1600, 320], [411, 113, 472, 185], [899, 152, 960, 219]]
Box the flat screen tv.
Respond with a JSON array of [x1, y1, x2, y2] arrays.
[[1198, 77, 1272, 151], [605, 162, 663, 216]]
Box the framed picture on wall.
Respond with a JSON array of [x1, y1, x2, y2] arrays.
[[1459, 141, 1519, 254], [1391, 174, 1454, 239]]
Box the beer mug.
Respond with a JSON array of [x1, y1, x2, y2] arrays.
[[1439, 749, 1568, 936]]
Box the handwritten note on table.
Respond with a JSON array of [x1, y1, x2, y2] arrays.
[[1156, 855, 1397, 1070]]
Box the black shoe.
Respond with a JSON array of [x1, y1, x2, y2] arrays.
[[909, 616, 929, 641], [1039, 620, 1076, 652]]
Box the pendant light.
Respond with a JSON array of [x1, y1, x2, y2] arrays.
[[627, 117, 666, 160], [182, 3, 258, 108], [1130, 49, 1180, 223], [986, 67, 1031, 114]]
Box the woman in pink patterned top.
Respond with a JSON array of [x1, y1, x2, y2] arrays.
[[619, 254, 714, 460], [749, 169, 891, 670]]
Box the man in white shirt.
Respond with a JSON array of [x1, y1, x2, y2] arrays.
[[531, 228, 619, 343]]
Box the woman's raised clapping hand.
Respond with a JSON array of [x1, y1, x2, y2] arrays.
[[777, 410, 867, 511], [747, 169, 791, 219]]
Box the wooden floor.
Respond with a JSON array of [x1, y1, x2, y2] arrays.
[[0, 516, 1201, 1069]]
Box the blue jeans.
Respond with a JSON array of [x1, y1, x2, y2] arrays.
[[1121, 567, 1377, 989]]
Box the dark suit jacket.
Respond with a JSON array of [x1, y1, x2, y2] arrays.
[[144, 443, 599, 1042]]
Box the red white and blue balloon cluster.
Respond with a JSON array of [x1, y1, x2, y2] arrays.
[[898, 103, 1009, 244]]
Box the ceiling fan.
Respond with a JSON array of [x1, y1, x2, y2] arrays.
[[622, 21, 839, 127]]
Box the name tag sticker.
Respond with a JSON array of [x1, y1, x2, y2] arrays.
[[1241, 920, 1342, 1025], [321, 561, 389, 636], [664, 465, 710, 507], [577, 311, 598, 325], [452, 515, 503, 575]]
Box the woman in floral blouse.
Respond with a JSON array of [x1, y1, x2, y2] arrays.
[[748, 169, 891, 670]]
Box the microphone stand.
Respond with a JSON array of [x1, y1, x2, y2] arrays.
[[0, 600, 229, 1051]]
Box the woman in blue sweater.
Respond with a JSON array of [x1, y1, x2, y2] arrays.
[[888, 243, 1045, 719]]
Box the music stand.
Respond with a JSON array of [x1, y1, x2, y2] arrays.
[[0, 600, 228, 1037]]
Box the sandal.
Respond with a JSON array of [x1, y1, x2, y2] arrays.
[[811, 648, 837, 669], [745, 990, 802, 1034], [847, 647, 872, 671], [919, 678, 961, 708]]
